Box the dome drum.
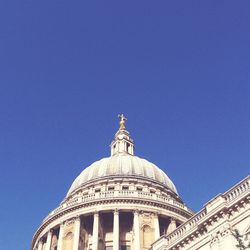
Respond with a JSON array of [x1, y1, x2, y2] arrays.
[[32, 170, 193, 250], [33, 202, 191, 250]]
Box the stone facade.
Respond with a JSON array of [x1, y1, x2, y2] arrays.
[[31, 116, 250, 250], [150, 175, 250, 250], [32, 175, 192, 250]]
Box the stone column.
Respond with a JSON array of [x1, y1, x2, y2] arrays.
[[154, 214, 160, 240], [37, 239, 43, 250], [57, 223, 64, 250], [133, 210, 141, 250], [167, 218, 177, 234], [92, 212, 99, 250], [113, 210, 119, 250], [73, 216, 81, 250], [45, 230, 52, 250]]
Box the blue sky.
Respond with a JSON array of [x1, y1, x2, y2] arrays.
[[0, 1, 249, 249]]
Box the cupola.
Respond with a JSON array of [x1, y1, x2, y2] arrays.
[[110, 114, 135, 156]]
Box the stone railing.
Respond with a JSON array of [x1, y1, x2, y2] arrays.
[[224, 176, 250, 202], [162, 209, 207, 244], [43, 189, 192, 222], [151, 175, 250, 250]]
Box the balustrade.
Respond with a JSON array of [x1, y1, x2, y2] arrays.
[[153, 176, 250, 249], [224, 178, 249, 202], [43, 189, 192, 223]]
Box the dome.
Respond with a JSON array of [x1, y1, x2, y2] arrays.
[[32, 115, 194, 250], [67, 154, 177, 196]]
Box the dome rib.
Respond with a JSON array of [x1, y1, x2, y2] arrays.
[[67, 154, 177, 196]]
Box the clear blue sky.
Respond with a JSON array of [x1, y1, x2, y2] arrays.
[[0, 1, 249, 249]]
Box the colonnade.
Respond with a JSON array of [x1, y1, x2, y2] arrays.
[[36, 211, 177, 250]]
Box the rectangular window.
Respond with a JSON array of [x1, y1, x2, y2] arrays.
[[121, 246, 130, 250], [126, 143, 129, 152], [122, 186, 129, 190], [105, 247, 113, 250]]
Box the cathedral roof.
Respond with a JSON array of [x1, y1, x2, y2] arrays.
[[67, 114, 178, 196], [67, 154, 177, 196]]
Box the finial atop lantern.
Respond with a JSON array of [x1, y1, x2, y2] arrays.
[[111, 114, 134, 156], [118, 114, 127, 130]]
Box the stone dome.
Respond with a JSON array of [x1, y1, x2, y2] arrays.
[[67, 154, 177, 196], [32, 115, 194, 250]]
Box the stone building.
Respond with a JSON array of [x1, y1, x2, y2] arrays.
[[150, 176, 250, 250], [31, 116, 250, 250]]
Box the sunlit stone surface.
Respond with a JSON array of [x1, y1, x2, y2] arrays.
[[31, 116, 250, 250]]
